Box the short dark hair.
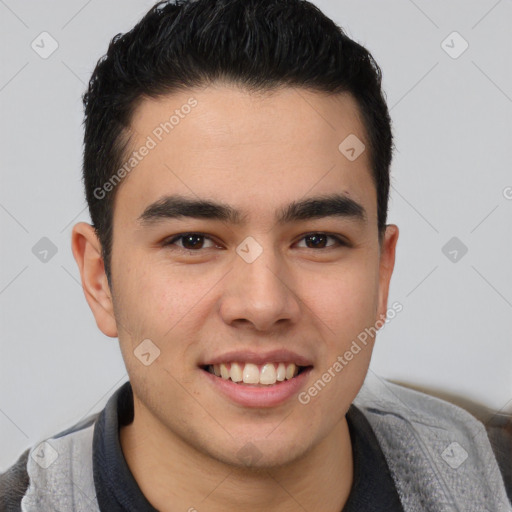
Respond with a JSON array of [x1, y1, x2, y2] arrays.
[[82, 0, 394, 286]]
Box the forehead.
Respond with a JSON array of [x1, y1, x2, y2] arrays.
[[114, 84, 376, 225]]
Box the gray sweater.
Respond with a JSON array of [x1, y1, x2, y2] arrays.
[[353, 373, 511, 511], [1, 374, 510, 511]]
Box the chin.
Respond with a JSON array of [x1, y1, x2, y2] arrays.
[[204, 434, 312, 471]]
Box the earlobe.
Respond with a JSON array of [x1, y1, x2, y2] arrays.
[[71, 222, 118, 338], [376, 224, 399, 323]]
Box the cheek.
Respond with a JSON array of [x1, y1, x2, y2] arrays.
[[300, 258, 380, 339], [114, 255, 191, 330], [113, 259, 218, 373]]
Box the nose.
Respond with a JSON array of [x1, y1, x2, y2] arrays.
[[219, 244, 302, 332]]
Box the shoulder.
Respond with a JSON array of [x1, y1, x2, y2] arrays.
[[353, 374, 512, 511], [0, 449, 30, 512], [0, 413, 100, 512], [355, 375, 486, 434]]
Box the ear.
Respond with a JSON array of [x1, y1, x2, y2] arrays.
[[376, 224, 399, 323], [71, 222, 118, 338]]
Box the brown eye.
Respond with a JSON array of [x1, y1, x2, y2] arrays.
[[296, 233, 345, 249], [180, 234, 205, 250], [164, 233, 216, 251], [304, 234, 328, 248]]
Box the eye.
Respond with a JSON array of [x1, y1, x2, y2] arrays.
[[295, 233, 347, 249], [164, 233, 219, 251], [162, 232, 348, 253]]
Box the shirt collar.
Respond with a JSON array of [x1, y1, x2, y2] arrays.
[[92, 380, 402, 512]]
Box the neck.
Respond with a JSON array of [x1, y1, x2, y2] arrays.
[[120, 400, 353, 512]]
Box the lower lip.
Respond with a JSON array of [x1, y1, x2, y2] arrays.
[[201, 367, 312, 408]]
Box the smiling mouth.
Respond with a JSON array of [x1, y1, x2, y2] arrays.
[[201, 362, 311, 386]]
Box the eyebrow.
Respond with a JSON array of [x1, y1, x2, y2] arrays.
[[137, 193, 367, 226]]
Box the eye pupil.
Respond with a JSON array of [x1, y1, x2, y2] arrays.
[[183, 234, 203, 249], [306, 234, 327, 248]]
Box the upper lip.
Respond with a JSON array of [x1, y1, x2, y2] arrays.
[[200, 349, 314, 367]]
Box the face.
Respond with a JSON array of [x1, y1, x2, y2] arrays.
[[74, 83, 398, 469]]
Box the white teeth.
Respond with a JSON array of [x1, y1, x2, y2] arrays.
[[276, 363, 286, 381], [220, 363, 230, 380], [285, 363, 296, 380], [210, 362, 302, 385], [260, 363, 277, 385], [230, 362, 243, 382], [243, 363, 260, 384]]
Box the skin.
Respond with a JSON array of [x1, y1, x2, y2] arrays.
[[72, 83, 399, 512]]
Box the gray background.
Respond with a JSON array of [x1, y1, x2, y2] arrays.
[[1, 0, 511, 470]]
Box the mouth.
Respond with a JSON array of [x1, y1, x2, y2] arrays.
[[200, 362, 312, 386], [199, 350, 314, 407]]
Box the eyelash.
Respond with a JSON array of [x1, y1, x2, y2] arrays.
[[162, 232, 348, 252]]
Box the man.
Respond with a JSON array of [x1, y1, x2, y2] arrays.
[[1, 0, 509, 510]]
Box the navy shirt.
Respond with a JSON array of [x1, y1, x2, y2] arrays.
[[94, 381, 404, 511]]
